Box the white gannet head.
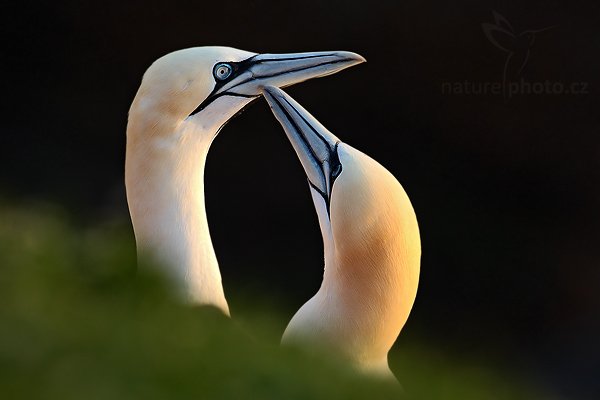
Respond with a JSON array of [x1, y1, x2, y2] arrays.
[[263, 86, 421, 376], [125, 47, 364, 313], [128, 46, 365, 140]]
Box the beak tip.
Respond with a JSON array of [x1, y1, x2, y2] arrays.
[[338, 51, 367, 64]]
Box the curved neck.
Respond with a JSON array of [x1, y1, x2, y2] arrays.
[[302, 179, 420, 369], [125, 120, 229, 315]]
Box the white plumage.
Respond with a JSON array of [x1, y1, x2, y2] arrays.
[[263, 86, 421, 378], [125, 47, 364, 315]]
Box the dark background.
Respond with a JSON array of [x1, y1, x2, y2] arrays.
[[2, 1, 599, 398]]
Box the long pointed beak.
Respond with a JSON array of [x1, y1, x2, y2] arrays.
[[215, 51, 365, 97], [262, 86, 342, 209], [193, 50, 365, 114]]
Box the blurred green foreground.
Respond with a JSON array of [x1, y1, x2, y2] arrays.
[[0, 204, 555, 399]]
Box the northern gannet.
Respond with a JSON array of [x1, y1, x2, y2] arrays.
[[126, 47, 365, 315], [262, 86, 421, 377]]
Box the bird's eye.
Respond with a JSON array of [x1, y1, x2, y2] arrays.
[[213, 63, 233, 81]]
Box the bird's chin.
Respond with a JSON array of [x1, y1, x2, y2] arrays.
[[188, 94, 257, 131]]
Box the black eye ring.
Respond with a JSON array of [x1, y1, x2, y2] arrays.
[[213, 63, 233, 81]]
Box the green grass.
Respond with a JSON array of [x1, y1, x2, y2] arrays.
[[0, 204, 556, 399]]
